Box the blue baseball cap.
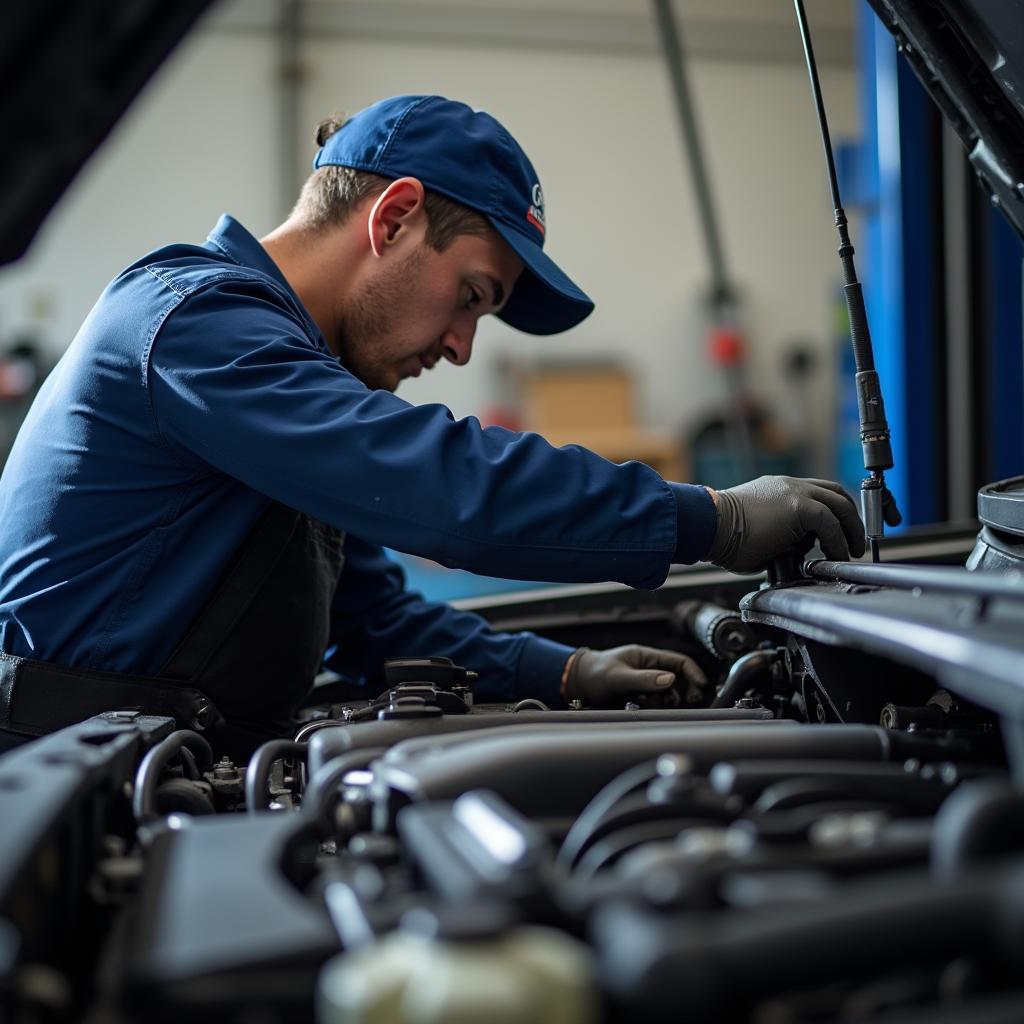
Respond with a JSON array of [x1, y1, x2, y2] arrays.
[[313, 94, 594, 336]]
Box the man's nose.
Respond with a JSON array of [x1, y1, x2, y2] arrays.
[[441, 322, 476, 366]]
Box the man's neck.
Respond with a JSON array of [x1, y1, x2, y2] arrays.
[[260, 220, 355, 353]]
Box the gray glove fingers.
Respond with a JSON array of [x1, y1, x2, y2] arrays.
[[802, 499, 852, 562], [624, 668, 680, 693], [642, 648, 708, 688], [799, 477, 858, 501], [800, 482, 866, 558], [616, 645, 694, 672], [616, 646, 708, 687]]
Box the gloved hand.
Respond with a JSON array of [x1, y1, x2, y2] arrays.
[[706, 475, 865, 573], [562, 645, 707, 708]]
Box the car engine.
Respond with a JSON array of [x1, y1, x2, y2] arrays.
[[3, 501, 1024, 1024]]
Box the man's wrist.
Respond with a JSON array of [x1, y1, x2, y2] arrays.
[[560, 648, 581, 702]]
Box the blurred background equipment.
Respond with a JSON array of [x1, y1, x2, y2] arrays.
[[652, 0, 805, 489]]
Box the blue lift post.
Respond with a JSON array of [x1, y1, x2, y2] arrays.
[[849, 2, 941, 528], [984, 213, 1024, 483], [844, 2, 1024, 526]]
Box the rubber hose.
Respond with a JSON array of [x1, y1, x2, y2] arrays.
[[710, 650, 776, 709], [133, 730, 214, 825], [931, 779, 1024, 881], [304, 746, 388, 822], [245, 739, 307, 814], [152, 777, 217, 817]]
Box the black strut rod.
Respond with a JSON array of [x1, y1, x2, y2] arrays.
[[792, 0, 902, 562]]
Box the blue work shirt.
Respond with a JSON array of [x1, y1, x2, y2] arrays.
[[0, 216, 717, 707]]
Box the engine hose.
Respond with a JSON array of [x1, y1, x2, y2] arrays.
[[151, 777, 217, 817], [594, 867, 1010, 1022], [557, 759, 661, 870], [710, 649, 778, 709], [574, 818, 708, 882], [245, 739, 308, 814], [133, 730, 214, 825], [294, 718, 345, 743], [931, 779, 1024, 881], [511, 698, 549, 712], [304, 746, 388, 823]]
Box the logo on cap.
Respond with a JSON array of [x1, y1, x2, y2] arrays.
[[526, 182, 546, 237]]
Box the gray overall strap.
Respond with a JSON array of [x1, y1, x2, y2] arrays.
[[159, 501, 301, 681], [0, 653, 221, 736]]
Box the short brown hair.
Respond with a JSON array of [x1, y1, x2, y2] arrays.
[[292, 114, 494, 251]]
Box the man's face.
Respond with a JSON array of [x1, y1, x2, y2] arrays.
[[334, 230, 524, 392]]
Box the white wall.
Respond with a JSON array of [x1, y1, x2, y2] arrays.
[[0, 0, 860, 477]]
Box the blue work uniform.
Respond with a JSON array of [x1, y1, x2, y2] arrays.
[[0, 216, 716, 750]]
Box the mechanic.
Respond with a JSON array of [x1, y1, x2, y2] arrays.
[[0, 95, 864, 756]]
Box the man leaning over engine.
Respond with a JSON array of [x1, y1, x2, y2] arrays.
[[0, 95, 864, 756]]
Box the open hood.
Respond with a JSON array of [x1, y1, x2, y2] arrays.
[[0, 1, 216, 267], [865, 0, 1024, 242]]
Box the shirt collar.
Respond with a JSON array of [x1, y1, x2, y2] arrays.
[[204, 214, 326, 348]]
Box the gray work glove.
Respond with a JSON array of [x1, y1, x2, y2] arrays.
[[563, 645, 707, 708], [706, 475, 865, 573]]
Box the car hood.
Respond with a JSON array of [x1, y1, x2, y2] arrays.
[[866, 0, 1024, 242]]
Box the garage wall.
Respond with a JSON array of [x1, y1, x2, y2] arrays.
[[0, 0, 859, 477]]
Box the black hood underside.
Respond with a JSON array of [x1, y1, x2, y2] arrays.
[[866, 0, 1024, 242]]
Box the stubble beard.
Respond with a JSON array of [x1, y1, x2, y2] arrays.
[[335, 245, 427, 392]]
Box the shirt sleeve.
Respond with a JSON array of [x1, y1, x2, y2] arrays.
[[325, 534, 574, 706], [147, 277, 717, 589]]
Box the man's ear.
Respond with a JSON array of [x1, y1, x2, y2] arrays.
[[367, 177, 426, 257]]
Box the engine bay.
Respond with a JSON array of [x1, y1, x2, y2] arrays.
[[4, 521, 1024, 1024]]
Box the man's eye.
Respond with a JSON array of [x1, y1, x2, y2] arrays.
[[465, 288, 481, 310]]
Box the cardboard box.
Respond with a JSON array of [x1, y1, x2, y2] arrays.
[[519, 364, 634, 432], [515, 363, 686, 480]]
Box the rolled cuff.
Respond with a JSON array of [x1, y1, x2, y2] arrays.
[[668, 482, 719, 563]]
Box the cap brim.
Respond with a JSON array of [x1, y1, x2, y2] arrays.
[[490, 222, 594, 336]]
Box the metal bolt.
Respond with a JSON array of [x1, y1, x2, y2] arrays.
[[677, 825, 752, 860], [568, 699, 583, 711], [811, 811, 886, 849], [656, 753, 693, 777], [625, 701, 640, 711], [815, 700, 826, 723]]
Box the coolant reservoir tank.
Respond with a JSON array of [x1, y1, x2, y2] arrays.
[[317, 905, 599, 1024], [968, 476, 1024, 570]]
